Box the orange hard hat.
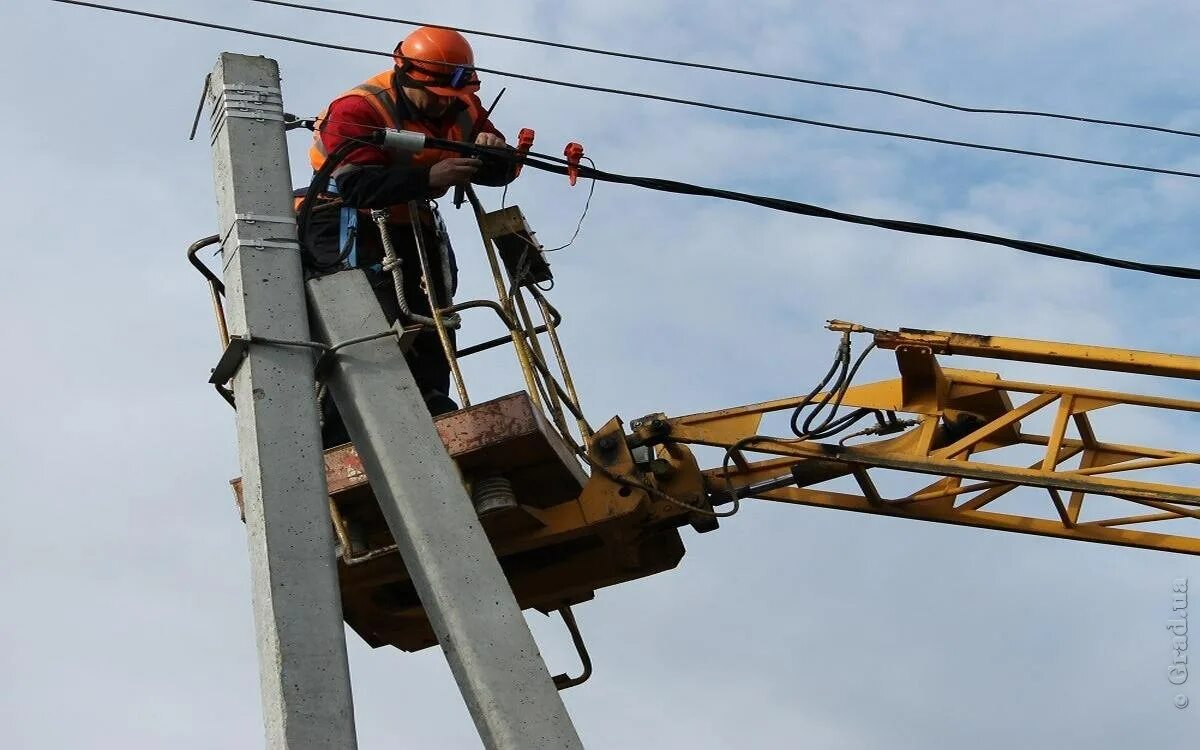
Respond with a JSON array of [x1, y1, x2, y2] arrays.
[[394, 26, 480, 97]]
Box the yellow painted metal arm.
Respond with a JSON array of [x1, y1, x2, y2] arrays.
[[831, 319, 1200, 379], [640, 324, 1200, 556]]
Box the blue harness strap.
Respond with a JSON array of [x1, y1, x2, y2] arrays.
[[328, 179, 359, 267]]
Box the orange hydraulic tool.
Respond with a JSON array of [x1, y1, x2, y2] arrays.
[[564, 142, 584, 186]]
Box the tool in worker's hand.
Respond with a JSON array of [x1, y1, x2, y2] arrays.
[[564, 142, 585, 186], [455, 87, 508, 209]]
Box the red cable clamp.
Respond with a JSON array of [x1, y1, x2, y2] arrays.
[[514, 128, 535, 176], [564, 142, 584, 186]]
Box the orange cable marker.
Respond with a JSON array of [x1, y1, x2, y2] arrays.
[[514, 128, 535, 176], [564, 142, 584, 186]]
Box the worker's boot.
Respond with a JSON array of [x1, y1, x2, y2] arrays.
[[423, 390, 459, 417]]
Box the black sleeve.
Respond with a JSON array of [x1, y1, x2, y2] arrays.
[[472, 152, 520, 187], [335, 164, 432, 208]]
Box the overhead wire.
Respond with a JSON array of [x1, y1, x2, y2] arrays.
[[49, 0, 1200, 181], [251, 0, 1200, 141], [285, 113, 1200, 282]]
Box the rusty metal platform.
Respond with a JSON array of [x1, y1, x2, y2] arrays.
[[232, 391, 685, 652]]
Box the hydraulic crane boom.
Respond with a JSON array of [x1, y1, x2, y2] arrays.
[[638, 322, 1200, 557]]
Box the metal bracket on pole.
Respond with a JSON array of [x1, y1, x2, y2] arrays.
[[307, 269, 585, 750], [208, 53, 357, 750], [208, 334, 252, 385]]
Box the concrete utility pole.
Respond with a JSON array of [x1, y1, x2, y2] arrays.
[[308, 272, 585, 750], [207, 53, 357, 749]]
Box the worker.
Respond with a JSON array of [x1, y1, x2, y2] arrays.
[[300, 26, 518, 440]]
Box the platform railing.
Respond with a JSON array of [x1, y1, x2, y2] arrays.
[[188, 191, 593, 451]]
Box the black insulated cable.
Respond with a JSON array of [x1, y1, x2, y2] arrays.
[[303, 126, 1200, 282], [717, 332, 877, 508], [197, 105, 1200, 284], [252, 0, 1200, 141], [49, 0, 1200, 181], [498, 150, 1200, 281], [449, 68, 1200, 181]]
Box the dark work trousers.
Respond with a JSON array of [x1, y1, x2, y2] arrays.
[[303, 204, 458, 447]]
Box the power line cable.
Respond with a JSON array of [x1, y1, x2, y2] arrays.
[[252, 0, 1200, 141], [49, 0, 1200, 181], [51, 0, 383, 54], [462, 142, 1200, 281], [290, 113, 1200, 281], [447, 69, 1200, 180]]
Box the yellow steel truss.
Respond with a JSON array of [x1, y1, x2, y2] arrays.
[[647, 322, 1200, 555]]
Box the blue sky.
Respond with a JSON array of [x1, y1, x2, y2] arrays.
[[2, 0, 1199, 747]]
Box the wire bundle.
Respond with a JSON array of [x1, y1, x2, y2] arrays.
[[54, 0, 1200, 282]]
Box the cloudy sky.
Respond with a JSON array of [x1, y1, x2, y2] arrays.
[[3, 0, 1200, 747]]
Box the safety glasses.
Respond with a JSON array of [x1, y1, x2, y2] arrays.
[[400, 58, 478, 91], [447, 65, 473, 90]]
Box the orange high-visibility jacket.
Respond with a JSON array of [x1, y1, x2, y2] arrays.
[[309, 70, 501, 223]]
